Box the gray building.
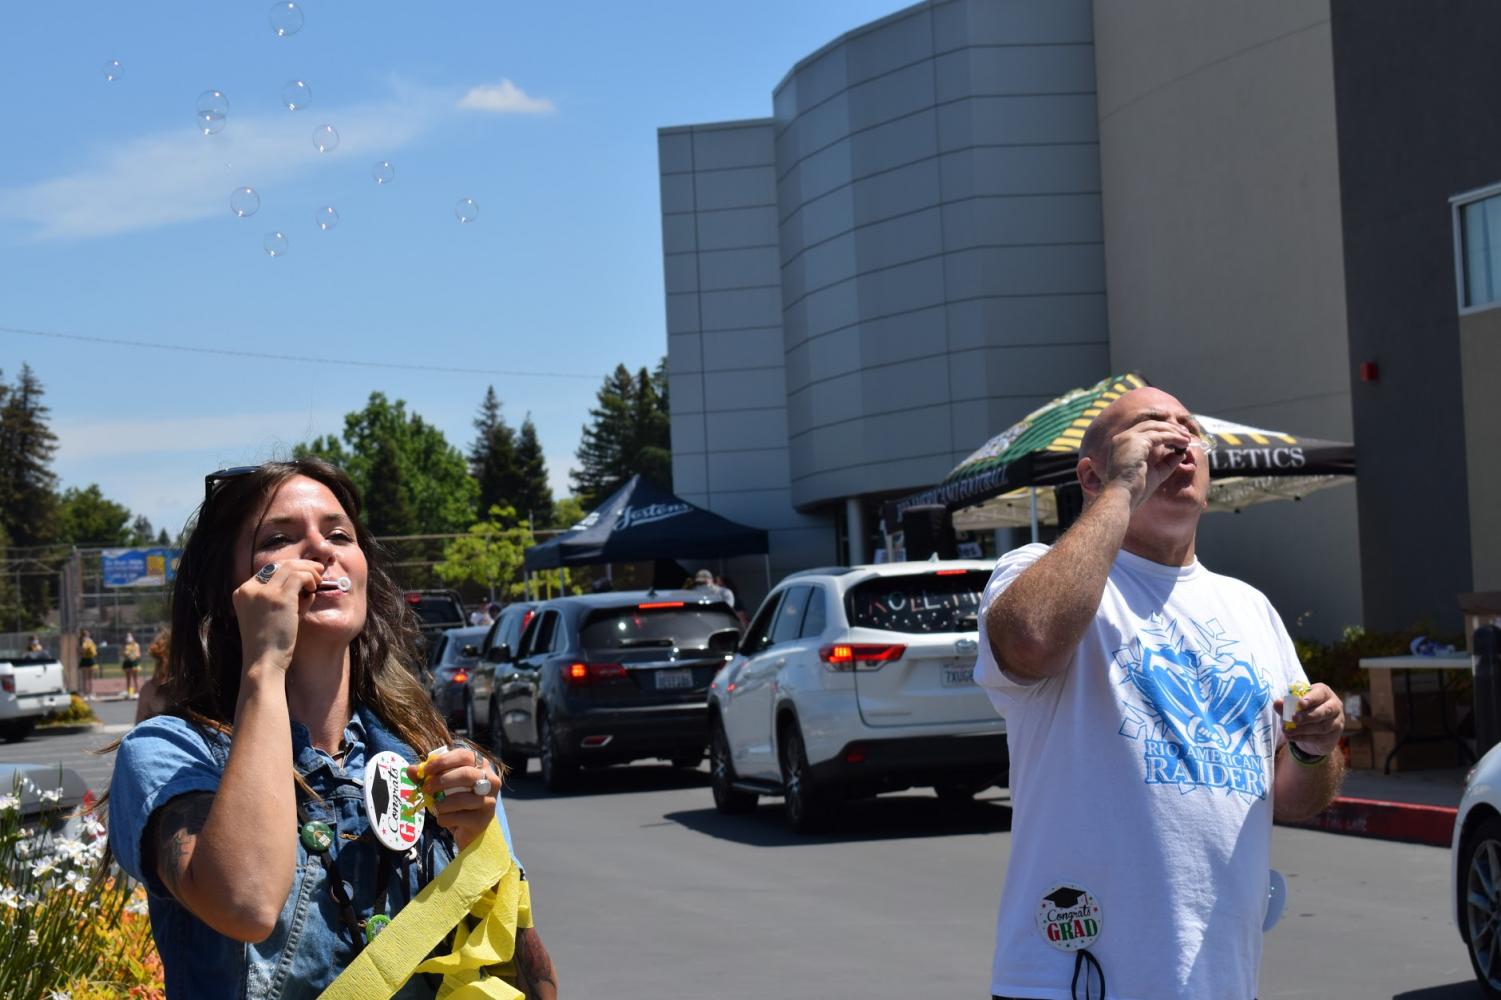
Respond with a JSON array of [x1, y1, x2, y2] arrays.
[[659, 0, 1500, 637]]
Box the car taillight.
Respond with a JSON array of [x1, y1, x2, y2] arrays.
[[405, 593, 421, 605], [563, 661, 627, 687], [934, 568, 968, 576], [818, 643, 906, 671], [451, 670, 469, 685], [521, 610, 535, 631], [1, 676, 13, 694], [638, 601, 684, 610]]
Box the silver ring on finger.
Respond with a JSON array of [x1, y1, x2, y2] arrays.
[[472, 775, 493, 797], [255, 563, 279, 584]]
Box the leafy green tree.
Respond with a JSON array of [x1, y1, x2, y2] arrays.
[[128, 514, 155, 546], [295, 392, 477, 535], [55, 485, 133, 546], [435, 504, 531, 600], [570, 360, 672, 507], [156, 528, 171, 546], [514, 416, 554, 527], [551, 496, 586, 530]]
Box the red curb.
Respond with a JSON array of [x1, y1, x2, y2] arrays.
[[1276, 795, 1457, 847]]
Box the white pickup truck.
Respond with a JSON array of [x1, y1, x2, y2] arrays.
[[0, 653, 71, 742]]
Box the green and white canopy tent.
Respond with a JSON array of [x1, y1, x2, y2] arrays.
[[887, 373, 1356, 537]]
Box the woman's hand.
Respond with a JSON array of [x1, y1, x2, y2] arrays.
[[231, 559, 325, 675], [409, 745, 501, 851]]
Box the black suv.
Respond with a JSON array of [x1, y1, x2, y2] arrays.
[[404, 590, 467, 669], [486, 590, 741, 790]]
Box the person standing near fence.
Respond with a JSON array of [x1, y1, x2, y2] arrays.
[[121, 631, 142, 699], [78, 628, 98, 700]]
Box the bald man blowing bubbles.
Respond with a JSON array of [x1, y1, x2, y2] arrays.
[[974, 387, 1344, 1000]]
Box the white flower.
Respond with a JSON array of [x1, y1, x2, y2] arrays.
[[50, 991, 72, 1000], [30, 857, 59, 879], [15, 839, 32, 858], [26, 929, 38, 946], [52, 838, 87, 864], [0, 887, 20, 909], [125, 894, 149, 916], [81, 815, 106, 838], [38, 788, 63, 804], [63, 870, 90, 894], [0, 794, 19, 812]]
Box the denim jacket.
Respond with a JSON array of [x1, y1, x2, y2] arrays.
[[109, 705, 521, 999]]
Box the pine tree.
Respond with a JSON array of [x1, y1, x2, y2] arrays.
[[129, 514, 155, 546], [469, 386, 523, 520], [0, 365, 60, 625], [0, 364, 60, 549], [570, 362, 672, 507], [514, 416, 554, 527], [156, 528, 171, 546]]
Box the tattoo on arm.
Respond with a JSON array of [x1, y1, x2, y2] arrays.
[[513, 926, 558, 998], [149, 792, 213, 902]]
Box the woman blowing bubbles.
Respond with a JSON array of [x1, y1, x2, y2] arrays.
[[107, 460, 557, 999]]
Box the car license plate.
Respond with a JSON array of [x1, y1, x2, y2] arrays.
[[941, 663, 976, 687], [655, 668, 694, 690]]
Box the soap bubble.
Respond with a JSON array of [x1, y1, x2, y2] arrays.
[[312, 124, 339, 153], [455, 198, 479, 224], [372, 161, 395, 185], [269, 2, 303, 37], [281, 79, 311, 111], [230, 187, 260, 218], [315, 206, 339, 231], [196, 90, 229, 136], [103, 59, 122, 82], [264, 232, 288, 257]]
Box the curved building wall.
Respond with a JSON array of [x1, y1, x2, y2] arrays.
[[773, 0, 1108, 510]]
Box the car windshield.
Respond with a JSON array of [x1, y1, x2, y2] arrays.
[[410, 597, 464, 627], [580, 604, 742, 653], [845, 571, 988, 634]]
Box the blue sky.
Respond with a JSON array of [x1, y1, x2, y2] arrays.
[[0, 0, 909, 537]]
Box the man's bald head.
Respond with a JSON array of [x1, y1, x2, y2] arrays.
[[1079, 387, 1197, 464]]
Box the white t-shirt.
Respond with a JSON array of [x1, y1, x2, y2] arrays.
[[975, 544, 1307, 1000]]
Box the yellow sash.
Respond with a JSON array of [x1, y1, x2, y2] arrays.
[[318, 818, 534, 1000]]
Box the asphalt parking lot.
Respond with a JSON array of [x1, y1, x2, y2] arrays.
[[8, 708, 1484, 999]]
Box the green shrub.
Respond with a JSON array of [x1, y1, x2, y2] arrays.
[[43, 695, 97, 726], [1295, 623, 1465, 695]]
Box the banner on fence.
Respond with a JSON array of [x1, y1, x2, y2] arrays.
[[101, 548, 181, 588]]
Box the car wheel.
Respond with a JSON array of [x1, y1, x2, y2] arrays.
[[538, 713, 576, 793], [934, 781, 981, 804], [671, 752, 703, 769], [1462, 815, 1501, 997], [489, 698, 527, 775], [0, 718, 35, 743], [710, 718, 757, 815], [779, 723, 829, 833]]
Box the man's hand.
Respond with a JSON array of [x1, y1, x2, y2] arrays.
[[1275, 683, 1345, 757], [1102, 419, 1196, 510]]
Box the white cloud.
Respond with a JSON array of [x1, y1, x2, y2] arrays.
[[53, 409, 341, 462], [456, 80, 556, 115], [0, 88, 446, 242]]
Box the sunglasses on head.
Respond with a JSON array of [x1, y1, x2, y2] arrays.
[[203, 466, 261, 505]]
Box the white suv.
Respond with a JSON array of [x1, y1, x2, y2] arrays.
[[707, 560, 1007, 831]]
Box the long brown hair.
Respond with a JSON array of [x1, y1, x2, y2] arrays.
[[161, 458, 452, 757]]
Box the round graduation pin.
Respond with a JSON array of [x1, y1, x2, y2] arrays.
[[300, 820, 333, 854], [363, 749, 424, 852], [1035, 883, 1102, 952], [364, 913, 391, 943]]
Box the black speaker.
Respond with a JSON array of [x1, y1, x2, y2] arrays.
[[901, 504, 957, 561]]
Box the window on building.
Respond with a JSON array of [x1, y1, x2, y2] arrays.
[[1457, 188, 1501, 311]]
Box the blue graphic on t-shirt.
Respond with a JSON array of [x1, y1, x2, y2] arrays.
[[1113, 614, 1272, 801]]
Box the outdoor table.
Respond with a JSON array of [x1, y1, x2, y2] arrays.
[[1359, 655, 1474, 774]]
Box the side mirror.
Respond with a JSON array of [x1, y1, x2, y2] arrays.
[[484, 643, 512, 664]]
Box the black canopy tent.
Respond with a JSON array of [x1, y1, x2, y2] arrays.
[[523, 475, 770, 590]]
